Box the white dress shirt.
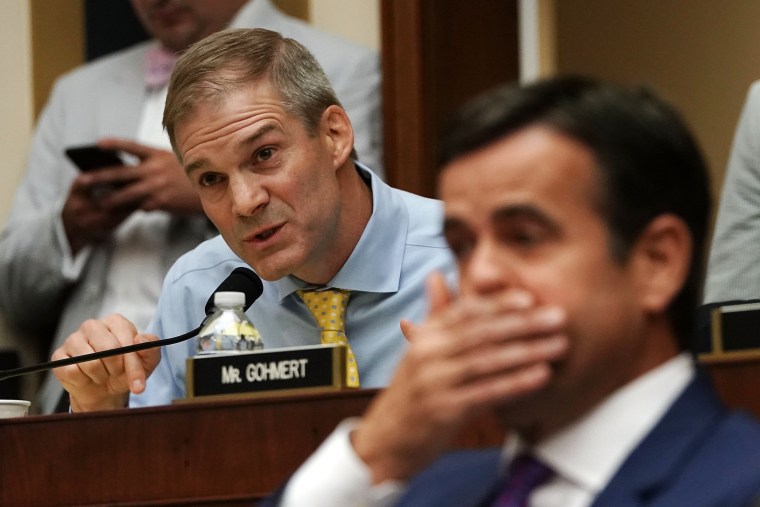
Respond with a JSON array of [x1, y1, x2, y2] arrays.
[[97, 87, 172, 331], [58, 87, 171, 333], [520, 353, 694, 507]]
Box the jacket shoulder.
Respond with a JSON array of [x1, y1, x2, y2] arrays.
[[52, 41, 150, 91], [396, 449, 502, 507]]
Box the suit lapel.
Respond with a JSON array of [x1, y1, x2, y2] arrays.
[[590, 372, 726, 506], [397, 448, 503, 507], [95, 44, 149, 139]]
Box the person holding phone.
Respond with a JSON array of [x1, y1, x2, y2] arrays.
[[0, 0, 382, 414]]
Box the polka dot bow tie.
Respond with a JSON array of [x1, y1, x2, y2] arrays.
[[144, 45, 177, 89]]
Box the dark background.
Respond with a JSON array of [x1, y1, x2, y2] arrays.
[[85, 0, 148, 61]]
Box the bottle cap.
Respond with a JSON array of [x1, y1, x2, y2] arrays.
[[213, 291, 245, 308]]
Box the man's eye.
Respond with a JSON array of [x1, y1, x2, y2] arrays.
[[445, 229, 475, 260], [256, 147, 275, 162], [448, 240, 474, 260], [198, 173, 223, 187], [502, 226, 547, 248], [513, 230, 541, 245]]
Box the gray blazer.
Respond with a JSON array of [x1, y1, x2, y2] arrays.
[[705, 80, 760, 304]]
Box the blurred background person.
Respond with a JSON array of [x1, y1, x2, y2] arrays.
[[704, 82, 760, 306]]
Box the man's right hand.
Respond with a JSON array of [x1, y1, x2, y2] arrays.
[[51, 314, 161, 412], [351, 273, 570, 484], [62, 171, 139, 255]]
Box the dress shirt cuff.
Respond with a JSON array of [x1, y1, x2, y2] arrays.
[[280, 418, 405, 507], [54, 215, 91, 280]]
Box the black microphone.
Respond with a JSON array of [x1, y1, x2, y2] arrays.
[[203, 267, 263, 315], [0, 267, 263, 382]]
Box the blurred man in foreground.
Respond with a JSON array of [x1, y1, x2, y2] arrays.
[[267, 77, 760, 506]]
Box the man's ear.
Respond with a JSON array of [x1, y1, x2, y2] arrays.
[[321, 105, 354, 168], [630, 214, 692, 313]]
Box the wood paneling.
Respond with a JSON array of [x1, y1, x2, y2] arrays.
[[274, 0, 309, 21], [0, 389, 504, 506], [705, 357, 760, 418], [381, 0, 519, 197], [30, 0, 85, 118]]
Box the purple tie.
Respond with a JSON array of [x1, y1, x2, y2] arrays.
[[144, 45, 178, 89], [491, 454, 553, 507]]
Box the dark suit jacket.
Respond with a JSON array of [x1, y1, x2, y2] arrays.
[[260, 373, 760, 506], [396, 373, 760, 506]]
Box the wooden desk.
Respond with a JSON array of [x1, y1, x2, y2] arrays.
[[704, 356, 760, 418], [2, 356, 757, 507], [0, 389, 503, 506]]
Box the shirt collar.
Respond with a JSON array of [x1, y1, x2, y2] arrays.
[[503, 353, 695, 494], [274, 163, 408, 301]]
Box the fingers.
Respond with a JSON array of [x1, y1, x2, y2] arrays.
[[98, 137, 153, 160], [124, 334, 161, 393], [448, 361, 553, 410], [95, 147, 201, 214], [428, 289, 534, 332], [353, 291, 570, 483], [426, 272, 454, 314], [401, 283, 568, 399], [403, 328, 566, 408], [68, 173, 99, 195], [94, 139, 202, 215], [52, 314, 158, 411], [418, 299, 565, 363], [78, 165, 140, 191], [57, 315, 133, 382], [452, 305, 565, 351], [400, 319, 417, 341], [412, 331, 567, 410]]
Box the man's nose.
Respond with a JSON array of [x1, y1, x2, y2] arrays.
[[230, 173, 268, 216], [463, 240, 514, 295]]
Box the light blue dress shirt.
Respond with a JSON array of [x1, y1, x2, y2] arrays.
[[131, 165, 456, 407]]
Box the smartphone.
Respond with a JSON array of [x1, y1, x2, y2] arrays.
[[65, 145, 124, 172]]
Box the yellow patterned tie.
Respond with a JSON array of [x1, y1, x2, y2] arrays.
[[297, 289, 360, 387]]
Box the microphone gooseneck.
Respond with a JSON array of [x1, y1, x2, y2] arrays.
[[0, 267, 263, 382]]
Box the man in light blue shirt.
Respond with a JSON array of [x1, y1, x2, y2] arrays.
[[132, 163, 450, 406], [51, 28, 454, 412], [2, 0, 384, 415]]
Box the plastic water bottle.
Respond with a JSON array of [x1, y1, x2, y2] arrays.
[[196, 291, 263, 354]]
